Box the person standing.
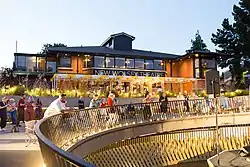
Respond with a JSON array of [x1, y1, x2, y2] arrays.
[[0, 97, 8, 131], [17, 94, 26, 127], [78, 96, 85, 109], [24, 96, 35, 121], [8, 98, 17, 125], [35, 98, 43, 119]]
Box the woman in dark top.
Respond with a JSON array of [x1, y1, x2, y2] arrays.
[[35, 98, 42, 119], [78, 96, 84, 109], [0, 97, 8, 131]]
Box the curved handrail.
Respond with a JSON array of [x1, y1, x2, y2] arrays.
[[35, 95, 250, 167]]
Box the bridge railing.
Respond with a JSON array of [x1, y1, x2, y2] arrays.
[[35, 95, 250, 167]]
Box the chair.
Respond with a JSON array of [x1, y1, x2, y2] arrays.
[[25, 120, 38, 147]]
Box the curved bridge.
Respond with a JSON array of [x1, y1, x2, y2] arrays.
[[35, 96, 250, 167]]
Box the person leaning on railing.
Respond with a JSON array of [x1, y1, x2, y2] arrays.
[[143, 91, 152, 119], [43, 94, 73, 119]]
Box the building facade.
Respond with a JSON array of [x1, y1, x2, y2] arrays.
[[13, 32, 226, 97]]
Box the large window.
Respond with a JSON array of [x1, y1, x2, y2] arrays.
[[94, 56, 105, 68], [47, 61, 56, 73], [106, 57, 114, 68], [26, 57, 37, 72], [37, 57, 46, 72], [115, 57, 125, 68], [83, 55, 93, 68], [145, 60, 153, 70], [135, 59, 144, 69], [202, 59, 216, 68], [59, 57, 71, 68], [15, 56, 27, 71], [125, 58, 134, 68], [154, 60, 164, 70]]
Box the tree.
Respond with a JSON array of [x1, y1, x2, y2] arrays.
[[186, 30, 210, 53], [211, 0, 250, 88], [40, 43, 67, 54]]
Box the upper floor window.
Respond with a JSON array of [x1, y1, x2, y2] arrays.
[[115, 57, 125, 68], [83, 55, 92, 68], [106, 57, 114, 68], [125, 58, 134, 68], [135, 59, 144, 69], [15, 56, 27, 71], [145, 60, 153, 70], [94, 56, 105, 68], [59, 57, 71, 68], [154, 60, 164, 70], [202, 59, 216, 68]]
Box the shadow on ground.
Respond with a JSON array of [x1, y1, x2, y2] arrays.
[[0, 150, 43, 167]]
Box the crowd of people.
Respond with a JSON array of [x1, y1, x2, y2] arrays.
[[0, 94, 43, 131]]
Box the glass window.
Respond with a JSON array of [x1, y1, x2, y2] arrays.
[[26, 57, 37, 72], [15, 56, 26, 71], [195, 59, 199, 68], [125, 58, 134, 68], [195, 69, 200, 78], [145, 60, 153, 70], [37, 57, 46, 72], [83, 55, 93, 68], [135, 59, 144, 69], [106, 57, 114, 68], [115, 57, 125, 68], [47, 61, 56, 73], [94, 56, 105, 68], [202, 59, 216, 68], [59, 57, 71, 67], [154, 60, 164, 70]]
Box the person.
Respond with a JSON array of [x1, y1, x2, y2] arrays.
[[107, 93, 114, 107], [0, 97, 8, 131], [183, 91, 190, 112], [177, 92, 185, 100], [35, 98, 43, 119], [78, 96, 85, 109], [143, 91, 152, 119], [43, 93, 71, 118], [89, 94, 100, 108], [8, 98, 17, 125], [17, 94, 26, 127], [100, 98, 108, 108], [24, 96, 36, 121]]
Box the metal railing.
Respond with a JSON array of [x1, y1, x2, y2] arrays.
[[84, 124, 250, 166], [35, 96, 250, 167]]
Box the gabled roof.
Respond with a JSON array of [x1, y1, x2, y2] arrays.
[[101, 32, 135, 46], [48, 46, 181, 59]]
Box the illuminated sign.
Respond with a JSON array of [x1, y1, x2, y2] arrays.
[[93, 69, 165, 77]]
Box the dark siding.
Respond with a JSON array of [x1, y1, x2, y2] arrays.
[[114, 35, 133, 50]]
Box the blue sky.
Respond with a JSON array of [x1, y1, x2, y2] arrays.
[[0, 0, 239, 67]]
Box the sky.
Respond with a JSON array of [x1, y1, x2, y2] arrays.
[[0, 0, 239, 68]]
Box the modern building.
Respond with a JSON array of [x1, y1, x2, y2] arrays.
[[13, 32, 227, 96]]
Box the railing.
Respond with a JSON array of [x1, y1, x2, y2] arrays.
[[84, 124, 250, 166], [35, 96, 250, 167]]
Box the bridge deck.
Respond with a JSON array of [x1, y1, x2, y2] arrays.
[[0, 123, 43, 167]]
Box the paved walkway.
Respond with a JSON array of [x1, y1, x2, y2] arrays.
[[0, 122, 44, 167]]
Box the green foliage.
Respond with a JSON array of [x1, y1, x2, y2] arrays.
[[40, 43, 67, 55], [211, 0, 250, 88], [186, 30, 210, 53]]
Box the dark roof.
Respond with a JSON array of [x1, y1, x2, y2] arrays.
[[101, 32, 135, 46], [48, 46, 181, 59], [14, 53, 45, 57]]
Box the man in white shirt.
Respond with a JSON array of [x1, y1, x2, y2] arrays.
[[43, 94, 69, 118]]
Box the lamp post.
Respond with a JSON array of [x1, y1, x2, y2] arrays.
[[211, 78, 220, 167]]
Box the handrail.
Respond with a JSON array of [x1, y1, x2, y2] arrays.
[[35, 95, 250, 167]]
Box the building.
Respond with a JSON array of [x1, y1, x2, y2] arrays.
[[13, 32, 227, 97]]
